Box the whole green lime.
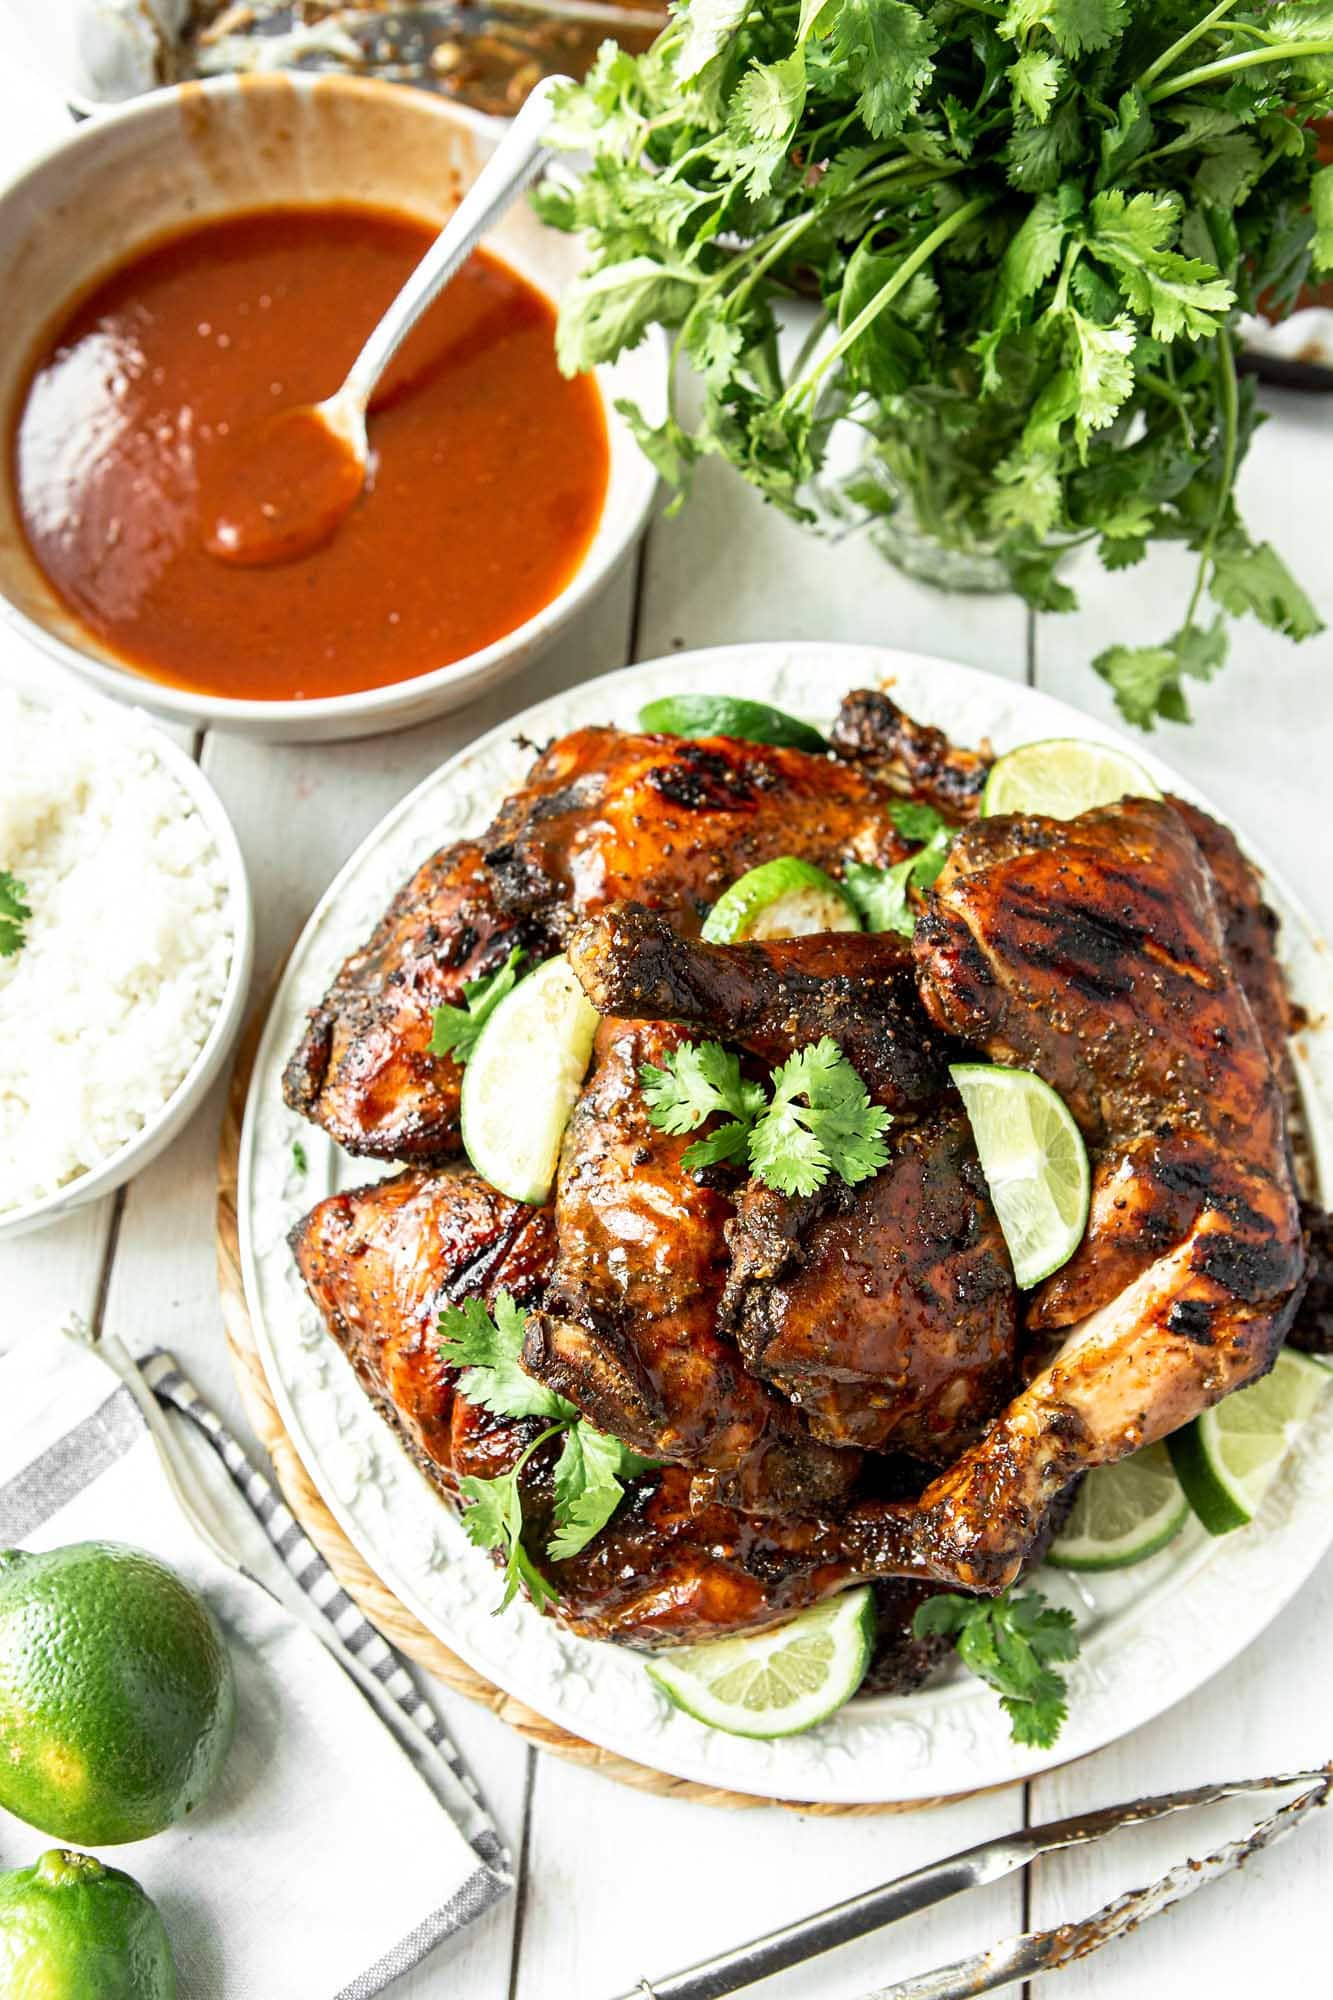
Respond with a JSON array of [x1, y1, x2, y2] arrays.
[[0, 1847, 176, 1998], [0, 1542, 235, 1846]]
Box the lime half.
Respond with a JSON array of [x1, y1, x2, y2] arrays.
[[1167, 1349, 1332, 1536], [645, 1588, 875, 1739], [701, 858, 861, 944], [1047, 1444, 1190, 1571], [950, 1063, 1090, 1289], [982, 738, 1162, 820]]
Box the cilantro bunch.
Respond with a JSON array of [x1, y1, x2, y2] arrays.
[[541, 0, 1333, 725], [440, 1293, 657, 1610]]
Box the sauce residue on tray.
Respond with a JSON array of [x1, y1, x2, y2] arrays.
[[11, 205, 610, 702]]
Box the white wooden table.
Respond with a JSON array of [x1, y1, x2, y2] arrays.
[[2, 41, 1331, 2000]]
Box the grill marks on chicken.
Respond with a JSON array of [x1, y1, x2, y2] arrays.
[[567, 905, 952, 1112], [848, 797, 1308, 1590], [284, 721, 914, 1164], [721, 1108, 1018, 1459], [524, 1020, 861, 1519]]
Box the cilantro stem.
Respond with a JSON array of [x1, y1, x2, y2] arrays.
[[1183, 326, 1238, 632], [1136, 0, 1243, 93], [781, 193, 994, 410], [1146, 40, 1333, 103], [510, 1421, 571, 1481]]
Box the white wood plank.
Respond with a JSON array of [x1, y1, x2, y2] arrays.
[[636, 451, 1031, 680], [513, 1763, 1026, 2000]]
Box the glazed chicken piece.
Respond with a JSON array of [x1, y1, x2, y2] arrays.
[[566, 903, 953, 1112], [721, 1107, 1018, 1459], [823, 797, 1305, 1592], [568, 906, 1016, 1459], [523, 1020, 861, 1518], [291, 1164, 950, 1665], [284, 724, 915, 1164], [830, 687, 993, 816], [281, 839, 531, 1165]]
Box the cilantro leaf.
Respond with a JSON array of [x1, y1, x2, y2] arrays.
[[556, 258, 698, 375], [1210, 534, 1324, 641], [844, 819, 955, 937], [429, 946, 526, 1065], [887, 798, 947, 842], [728, 51, 808, 193], [1010, 49, 1065, 124], [1086, 190, 1234, 340], [0, 870, 31, 958], [1313, 163, 1333, 274], [748, 1036, 891, 1197], [675, 0, 752, 81], [913, 1586, 1079, 1749], [291, 1140, 308, 1176], [1066, 309, 1136, 452], [826, 0, 937, 138], [438, 1292, 576, 1423], [640, 1040, 765, 1135], [548, 1424, 659, 1561], [458, 1462, 559, 1614]]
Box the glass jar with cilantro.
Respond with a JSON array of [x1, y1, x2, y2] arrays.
[[540, 0, 1333, 726]]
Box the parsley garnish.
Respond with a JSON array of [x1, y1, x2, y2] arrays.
[[440, 1292, 658, 1606], [429, 946, 525, 1064], [913, 1587, 1080, 1749], [641, 1035, 891, 1196], [0, 871, 31, 957], [541, 2, 1333, 726]]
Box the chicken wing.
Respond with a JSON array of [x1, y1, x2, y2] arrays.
[[830, 688, 992, 816]]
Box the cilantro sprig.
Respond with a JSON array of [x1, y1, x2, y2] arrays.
[[844, 801, 955, 937], [0, 871, 31, 958], [441, 1292, 658, 1609], [542, 0, 1333, 726], [642, 1035, 891, 1196], [429, 946, 525, 1064], [913, 1586, 1080, 1748]]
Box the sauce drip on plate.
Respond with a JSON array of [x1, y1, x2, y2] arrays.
[[11, 206, 610, 702]]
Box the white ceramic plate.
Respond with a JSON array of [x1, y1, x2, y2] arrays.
[[237, 643, 1333, 1804]]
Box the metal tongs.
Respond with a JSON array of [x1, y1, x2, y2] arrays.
[[609, 1767, 1332, 2000]]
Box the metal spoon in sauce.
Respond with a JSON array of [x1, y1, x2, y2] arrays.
[[201, 74, 569, 569]]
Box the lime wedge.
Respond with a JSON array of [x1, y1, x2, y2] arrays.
[[950, 1063, 1090, 1289], [638, 694, 827, 754], [459, 955, 599, 1205], [701, 857, 862, 944], [645, 1588, 875, 1739], [1166, 1349, 1332, 1535], [1047, 1443, 1190, 1571], [982, 738, 1162, 820]]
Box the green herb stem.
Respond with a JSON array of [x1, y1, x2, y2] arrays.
[[1146, 39, 1333, 103], [783, 192, 994, 409], [1183, 325, 1239, 632], [1135, 0, 1243, 93]]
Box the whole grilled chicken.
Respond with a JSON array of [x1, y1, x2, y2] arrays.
[[284, 718, 916, 1164]]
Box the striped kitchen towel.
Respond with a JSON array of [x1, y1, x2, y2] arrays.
[[0, 1325, 511, 1999]]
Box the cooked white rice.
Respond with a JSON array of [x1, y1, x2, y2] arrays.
[[0, 690, 233, 1212]]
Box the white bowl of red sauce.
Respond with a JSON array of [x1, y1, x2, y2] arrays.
[[0, 75, 665, 741]]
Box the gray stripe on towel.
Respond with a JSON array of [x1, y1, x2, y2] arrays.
[[0, 1386, 141, 1540]]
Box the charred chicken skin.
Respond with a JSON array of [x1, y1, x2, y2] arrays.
[[284, 717, 915, 1166]]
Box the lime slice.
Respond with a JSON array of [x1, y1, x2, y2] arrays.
[[950, 1063, 1090, 1289], [638, 694, 827, 754], [645, 1588, 875, 1739], [1047, 1443, 1190, 1571], [701, 857, 862, 944], [1166, 1349, 1332, 1535], [460, 955, 599, 1205], [982, 738, 1162, 820]]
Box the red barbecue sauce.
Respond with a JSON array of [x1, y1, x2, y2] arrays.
[[11, 205, 610, 702]]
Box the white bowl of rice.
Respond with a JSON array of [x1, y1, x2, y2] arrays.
[[0, 685, 253, 1238]]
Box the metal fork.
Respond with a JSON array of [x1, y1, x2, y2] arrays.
[[608, 1767, 1332, 2000]]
